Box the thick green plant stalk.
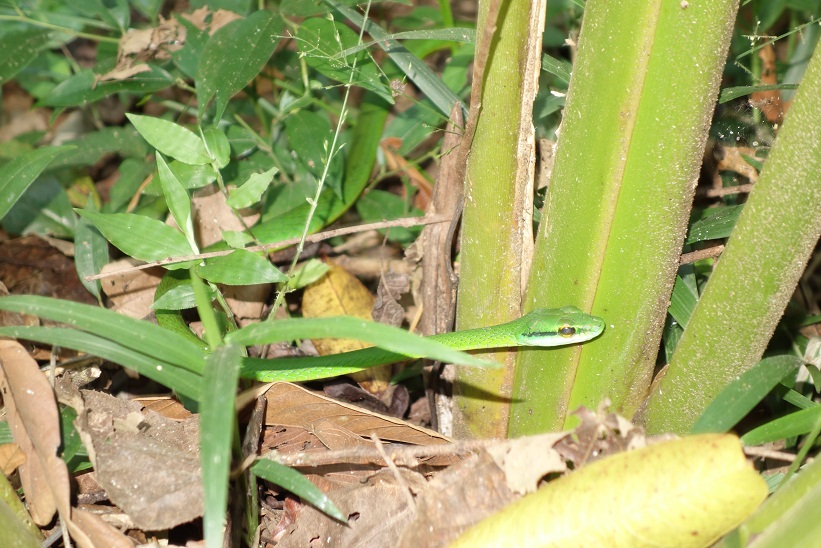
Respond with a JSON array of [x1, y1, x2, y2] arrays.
[[642, 42, 821, 434], [453, 0, 546, 438], [509, 0, 738, 435]]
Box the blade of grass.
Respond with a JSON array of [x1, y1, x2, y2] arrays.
[[251, 459, 345, 522], [0, 296, 205, 374], [691, 355, 804, 434], [200, 344, 242, 548], [0, 326, 202, 400], [226, 317, 494, 368]]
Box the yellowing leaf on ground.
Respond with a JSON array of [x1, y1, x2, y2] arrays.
[[451, 433, 768, 548], [302, 260, 391, 393]]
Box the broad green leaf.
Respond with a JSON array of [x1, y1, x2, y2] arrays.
[[39, 66, 174, 107], [0, 295, 205, 375], [452, 434, 767, 547], [200, 344, 242, 548], [0, 28, 51, 84], [74, 201, 109, 301], [75, 209, 196, 267], [1, 177, 75, 238], [73, 0, 129, 30], [49, 127, 148, 169], [287, 259, 329, 290], [154, 271, 209, 349], [284, 110, 342, 196], [196, 10, 283, 123], [226, 167, 278, 209], [156, 153, 198, 252], [227, 316, 493, 368], [741, 405, 821, 446], [152, 280, 217, 311], [691, 355, 804, 434], [356, 189, 424, 245], [126, 113, 210, 165], [0, 146, 74, 219], [251, 459, 345, 521], [195, 249, 287, 285], [202, 126, 231, 168], [298, 16, 391, 104], [0, 326, 202, 400]]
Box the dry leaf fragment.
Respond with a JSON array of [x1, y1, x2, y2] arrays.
[[0, 339, 71, 526], [72, 390, 203, 530], [263, 382, 449, 446]]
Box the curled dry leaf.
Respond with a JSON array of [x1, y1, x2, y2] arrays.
[[0, 339, 69, 526]]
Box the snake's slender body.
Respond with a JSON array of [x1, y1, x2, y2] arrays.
[[240, 306, 604, 382]]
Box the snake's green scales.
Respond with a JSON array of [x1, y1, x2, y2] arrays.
[[240, 306, 605, 382]]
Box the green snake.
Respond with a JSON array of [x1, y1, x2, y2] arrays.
[[239, 306, 605, 382]]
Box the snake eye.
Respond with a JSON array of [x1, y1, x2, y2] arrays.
[[559, 325, 576, 337]]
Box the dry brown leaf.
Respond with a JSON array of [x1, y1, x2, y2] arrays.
[[97, 17, 185, 83], [485, 433, 568, 495], [70, 507, 133, 548], [191, 184, 259, 248], [0, 442, 26, 475], [302, 261, 391, 393], [279, 470, 424, 548], [750, 43, 785, 124], [181, 7, 243, 34], [137, 396, 195, 420], [100, 259, 164, 319], [263, 382, 449, 446], [311, 418, 374, 451], [0, 339, 73, 526], [72, 390, 203, 530], [398, 451, 517, 548]]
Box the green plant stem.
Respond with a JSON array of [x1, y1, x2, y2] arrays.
[[510, 0, 738, 435], [452, 0, 545, 438], [642, 41, 821, 434], [0, 14, 120, 44]]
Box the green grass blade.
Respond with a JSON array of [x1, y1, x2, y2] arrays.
[[0, 296, 205, 374], [0, 326, 202, 400], [740, 405, 821, 446], [691, 355, 804, 434], [200, 344, 242, 548], [328, 0, 461, 117], [251, 459, 345, 522], [225, 316, 492, 368]]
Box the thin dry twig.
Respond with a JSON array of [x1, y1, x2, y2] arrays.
[[743, 446, 798, 462], [680, 245, 725, 265], [84, 215, 449, 281], [696, 184, 755, 198], [371, 433, 416, 510]]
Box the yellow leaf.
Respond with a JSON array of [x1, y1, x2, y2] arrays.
[[451, 433, 767, 548], [302, 261, 390, 392]]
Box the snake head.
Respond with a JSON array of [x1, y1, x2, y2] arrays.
[[518, 306, 605, 347]]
